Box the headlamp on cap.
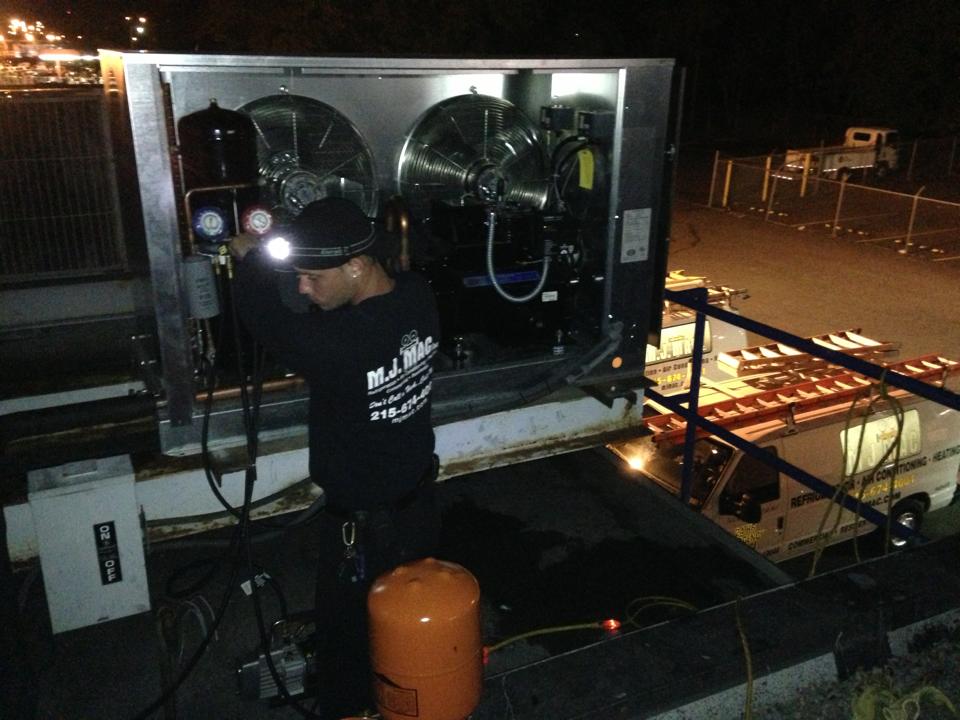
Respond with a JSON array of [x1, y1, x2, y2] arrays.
[[266, 236, 291, 261], [260, 197, 379, 271]]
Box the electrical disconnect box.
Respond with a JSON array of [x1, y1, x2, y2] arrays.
[[28, 455, 150, 633]]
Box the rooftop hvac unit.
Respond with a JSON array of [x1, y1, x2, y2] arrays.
[[94, 53, 681, 454]]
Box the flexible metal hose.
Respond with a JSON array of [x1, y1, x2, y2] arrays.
[[485, 209, 551, 303]]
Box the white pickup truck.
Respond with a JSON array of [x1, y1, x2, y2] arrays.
[[784, 126, 900, 180]]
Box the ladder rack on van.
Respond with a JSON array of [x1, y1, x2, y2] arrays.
[[646, 354, 960, 445], [718, 330, 899, 377], [663, 270, 746, 319]]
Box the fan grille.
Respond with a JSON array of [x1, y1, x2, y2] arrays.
[[397, 94, 548, 220], [239, 94, 377, 218]]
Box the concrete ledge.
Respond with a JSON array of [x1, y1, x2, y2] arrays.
[[473, 534, 960, 719]]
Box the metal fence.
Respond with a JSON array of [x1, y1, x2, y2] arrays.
[[707, 139, 960, 262], [0, 88, 127, 285]]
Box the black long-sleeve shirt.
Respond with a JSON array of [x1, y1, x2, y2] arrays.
[[234, 251, 439, 511]]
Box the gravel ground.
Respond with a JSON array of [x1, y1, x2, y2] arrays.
[[756, 617, 960, 720]]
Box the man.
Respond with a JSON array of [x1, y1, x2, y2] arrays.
[[230, 196, 440, 716]]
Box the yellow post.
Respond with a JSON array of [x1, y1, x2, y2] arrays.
[[707, 150, 720, 207], [722, 160, 734, 208], [761, 155, 772, 202], [800, 152, 811, 198]]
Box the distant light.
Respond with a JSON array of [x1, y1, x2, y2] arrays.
[[139, 17, 147, 23], [135, 26, 145, 34], [602, 618, 621, 631], [38, 53, 98, 62]]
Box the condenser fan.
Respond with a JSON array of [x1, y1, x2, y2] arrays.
[[396, 93, 549, 220], [239, 94, 377, 218]]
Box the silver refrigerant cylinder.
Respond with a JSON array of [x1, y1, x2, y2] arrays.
[[182, 254, 220, 319]]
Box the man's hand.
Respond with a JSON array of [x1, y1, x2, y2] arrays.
[[229, 233, 261, 261]]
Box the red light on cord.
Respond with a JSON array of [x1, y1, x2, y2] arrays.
[[482, 646, 490, 665], [601, 618, 621, 631]]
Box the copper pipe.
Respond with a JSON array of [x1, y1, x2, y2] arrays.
[[195, 376, 305, 403], [384, 195, 412, 271], [182, 181, 259, 253]]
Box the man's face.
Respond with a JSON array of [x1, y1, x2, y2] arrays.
[[295, 265, 354, 310]]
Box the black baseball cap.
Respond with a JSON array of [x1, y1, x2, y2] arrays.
[[267, 197, 378, 271]]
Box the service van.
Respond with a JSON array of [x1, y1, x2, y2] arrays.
[[615, 342, 960, 563], [644, 270, 748, 395]]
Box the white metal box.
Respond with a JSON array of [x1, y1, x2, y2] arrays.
[[28, 455, 150, 633]]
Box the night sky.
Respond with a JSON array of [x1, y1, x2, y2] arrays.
[[14, 0, 960, 141]]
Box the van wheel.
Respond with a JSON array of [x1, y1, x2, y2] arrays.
[[881, 498, 925, 550]]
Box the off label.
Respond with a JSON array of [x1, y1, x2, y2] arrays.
[[94, 521, 123, 585]]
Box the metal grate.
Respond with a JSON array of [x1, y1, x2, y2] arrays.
[[0, 88, 127, 284]]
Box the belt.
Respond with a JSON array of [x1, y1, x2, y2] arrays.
[[324, 455, 438, 520]]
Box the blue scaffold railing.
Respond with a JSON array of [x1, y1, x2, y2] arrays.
[[647, 287, 960, 543]]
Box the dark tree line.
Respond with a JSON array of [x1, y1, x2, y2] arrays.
[[41, 0, 960, 143]]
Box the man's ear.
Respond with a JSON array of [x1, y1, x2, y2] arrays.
[[345, 257, 364, 278]]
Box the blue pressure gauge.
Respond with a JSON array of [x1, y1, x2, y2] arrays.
[[192, 206, 228, 241]]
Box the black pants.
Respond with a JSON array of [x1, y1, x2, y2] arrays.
[[313, 480, 440, 716]]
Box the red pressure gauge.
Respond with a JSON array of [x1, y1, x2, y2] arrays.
[[241, 205, 274, 236]]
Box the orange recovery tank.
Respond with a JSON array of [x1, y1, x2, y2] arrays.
[[368, 558, 483, 720]]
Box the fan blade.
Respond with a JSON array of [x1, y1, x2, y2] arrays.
[[397, 94, 546, 218], [238, 94, 378, 217]]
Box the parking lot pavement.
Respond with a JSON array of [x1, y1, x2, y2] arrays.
[[668, 198, 960, 361]]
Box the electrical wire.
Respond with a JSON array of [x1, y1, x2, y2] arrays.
[[130, 500, 246, 719], [485, 621, 608, 654], [484, 596, 696, 655], [131, 268, 309, 719], [877, 380, 906, 552], [227, 266, 327, 719], [734, 597, 754, 720], [808, 372, 908, 577], [198, 328, 322, 532], [623, 596, 697, 627], [809, 384, 873, 575]]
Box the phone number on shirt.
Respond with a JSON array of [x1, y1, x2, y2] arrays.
[[369, 382, 431, 423]]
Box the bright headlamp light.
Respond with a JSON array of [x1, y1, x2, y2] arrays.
[[265, 236, 291, 261]]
